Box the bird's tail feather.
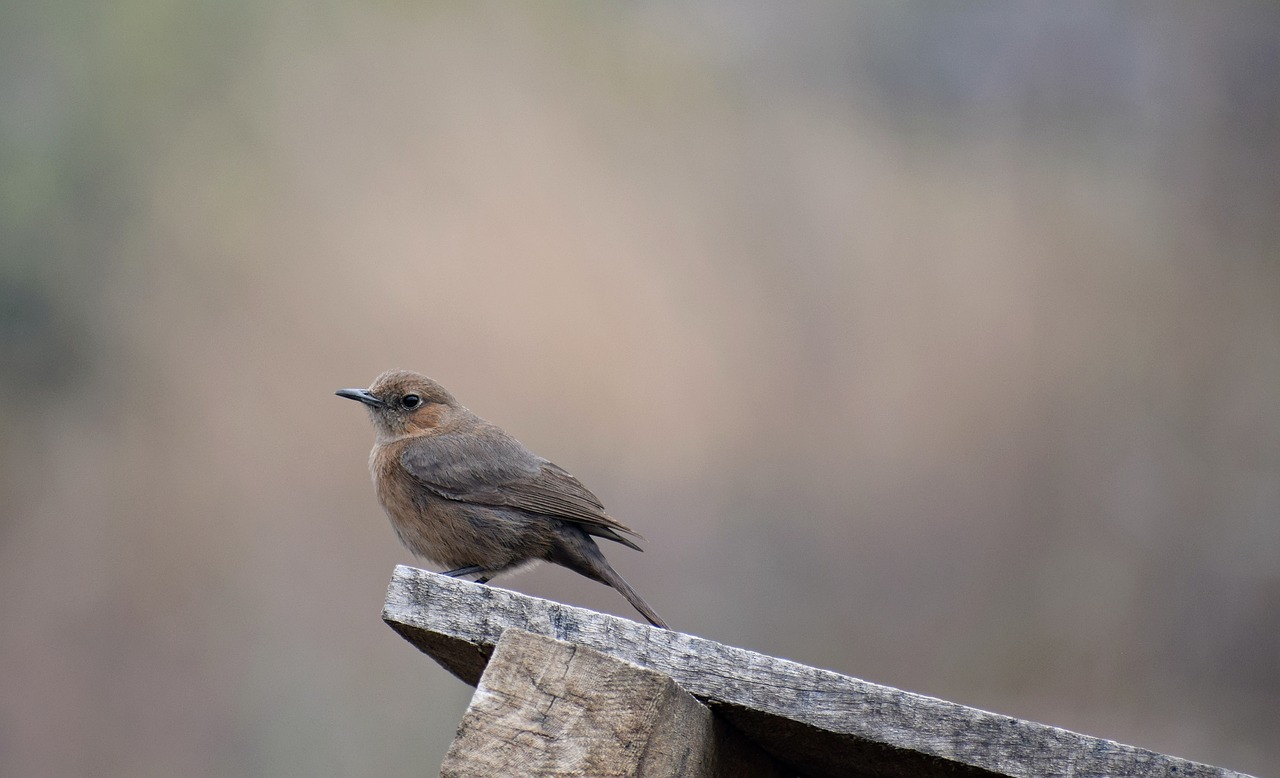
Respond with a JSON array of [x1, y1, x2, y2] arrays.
[[595, 561, 669, 629], [556, 534, 669, 629]]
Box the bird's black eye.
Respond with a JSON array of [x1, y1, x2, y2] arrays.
[[400, 394, 422, 410]]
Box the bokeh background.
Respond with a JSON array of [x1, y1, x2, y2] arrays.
[[2, 2, 1278, 775]]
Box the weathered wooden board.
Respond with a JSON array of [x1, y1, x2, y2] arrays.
[[441, 628, 787, 778], [384, 565, 1255, 778]]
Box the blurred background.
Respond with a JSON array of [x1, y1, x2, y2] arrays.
[[2, 2, 1278, 775]]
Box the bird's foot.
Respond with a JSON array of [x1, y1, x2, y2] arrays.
[[441, 565, 485, 578]]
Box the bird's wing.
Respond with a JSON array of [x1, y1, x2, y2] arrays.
[[399, 427, 643, 548]]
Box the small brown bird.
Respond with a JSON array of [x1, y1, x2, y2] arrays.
[[337, 369, 668, 629]]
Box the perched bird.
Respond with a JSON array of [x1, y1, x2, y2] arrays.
[[337, 369, 668, 629]]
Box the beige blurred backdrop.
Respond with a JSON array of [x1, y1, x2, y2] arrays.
[[2, 3, 1278, 776]]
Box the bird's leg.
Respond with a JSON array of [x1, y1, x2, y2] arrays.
[[441, 565, 485, 578]]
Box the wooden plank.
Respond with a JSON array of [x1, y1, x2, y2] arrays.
[[441, 628, 787, 778], [384, 565, 1255, 778]]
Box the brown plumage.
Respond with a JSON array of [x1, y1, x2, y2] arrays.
[[337, 369, 668, 629]]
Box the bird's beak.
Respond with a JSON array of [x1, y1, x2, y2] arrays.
[[336, 388, 385, 408]]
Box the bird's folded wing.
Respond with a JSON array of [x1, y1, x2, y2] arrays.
[[399, 428, 643, 545]]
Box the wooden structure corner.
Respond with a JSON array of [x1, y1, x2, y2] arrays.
[[383, 565, 1254, 778]]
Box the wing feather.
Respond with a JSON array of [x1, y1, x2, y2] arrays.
[[399, 426, 642, 549]]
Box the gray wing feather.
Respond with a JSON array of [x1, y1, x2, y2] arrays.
[[400, 426, 643, 549]]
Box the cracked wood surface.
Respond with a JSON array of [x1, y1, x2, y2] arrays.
[[441, 628, 786, 777], [384, 565, 1255, 778]]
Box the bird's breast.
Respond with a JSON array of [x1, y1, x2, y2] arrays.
[[371, 441, 425, 522], [369, 439, 487, 566]]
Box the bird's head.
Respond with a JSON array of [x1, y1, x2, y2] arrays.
[[336, 369, 459, 441]]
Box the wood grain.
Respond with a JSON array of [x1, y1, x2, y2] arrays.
[[384, 565, 1255, 778], [441, 628, 786, 777]]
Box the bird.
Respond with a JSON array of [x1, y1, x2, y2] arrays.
[[336, 369, 668, 629]]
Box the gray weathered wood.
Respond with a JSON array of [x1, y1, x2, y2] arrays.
[[441, 628, 787, 778], [384, 565, 1256, 778]]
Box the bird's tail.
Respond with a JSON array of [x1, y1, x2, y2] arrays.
[[555, 533, 669, 629], [596, 561, 669, 630]]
